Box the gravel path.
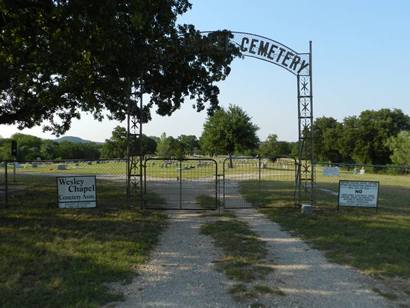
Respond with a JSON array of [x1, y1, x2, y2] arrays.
[[233, 208, 392, 307], [107, 211, 243, 308], [107, 181, 393, 307]]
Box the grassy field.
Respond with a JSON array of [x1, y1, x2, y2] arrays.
[[3, 160, 410, 304], [0, 175, 167, 307], [240, 175, 410, 280], [7, 158, 295, 180], [9, 161, 127, 176]]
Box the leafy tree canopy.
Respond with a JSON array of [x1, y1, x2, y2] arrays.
[[259, 134, 292, 158], [0, 133, 100, 160], [101, 126, 157, 158], [58, 141, 100, 160], [0, 0, 240, 135], [312, 109, 410, 165], [200, 105, 259, 156], [312, 117, 343, 162], [101, 126, 128, 159], [178, 134, 199, 155], [387, 131, 410, 166], [155, 132, 187, 158]]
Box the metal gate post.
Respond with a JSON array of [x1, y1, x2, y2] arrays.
[[258, 157, 262, 182], [258, 157, 262, 207], [144, 160, 147, 193], [179, 160, 182, 209], [215, 161, 218, 211], [5, 162, 8, 208], [296, 41, 314, 207], [222, 158, 226, 209]]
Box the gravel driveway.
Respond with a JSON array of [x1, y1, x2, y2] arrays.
[[233, 208, 391, 307], [107, 211, 243, 308], [107, 182, 393, 307]]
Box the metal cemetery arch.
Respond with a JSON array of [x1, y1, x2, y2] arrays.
[[127, 31, 314, 207]]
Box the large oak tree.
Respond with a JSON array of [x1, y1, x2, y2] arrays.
[[0, 0, 240, 135], [200, 105, 259, 157]]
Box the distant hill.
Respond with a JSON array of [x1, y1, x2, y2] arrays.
[[54, 136, 98, 144]]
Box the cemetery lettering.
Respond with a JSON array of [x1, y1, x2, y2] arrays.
[[239, 36, 309, 74]]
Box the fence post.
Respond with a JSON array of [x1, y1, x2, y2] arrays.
[[215, 161, 218, 211], [179, 160, 182, 209], [258, 157, 262, 207], [139, 157, 144, 210], [13, 160, 16, 183], [5, 162, 8, 208], [258, 157, 261, 183], [222, 159, 226, 209], [144, 159, 147, 194]]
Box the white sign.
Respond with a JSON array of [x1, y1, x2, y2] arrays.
[[323, 166, 340, 177], [57, 176, 96, 208], [338, 181, 379, 208]]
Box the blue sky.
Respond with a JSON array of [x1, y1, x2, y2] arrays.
[[1, 0, 409, 142]]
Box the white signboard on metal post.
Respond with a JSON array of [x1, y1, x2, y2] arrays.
[[338, 180, 379, 210], [57, 176, 97, 208]]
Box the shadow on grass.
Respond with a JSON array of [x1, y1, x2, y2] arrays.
[[239, 180, 296, 208], [196, 194, 219, 210], [239, 180, 410, 278], [316, 181, 410, 213], [0, 175, 167, 307]]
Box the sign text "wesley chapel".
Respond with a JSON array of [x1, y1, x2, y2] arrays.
[[57, 176, 97, 208]]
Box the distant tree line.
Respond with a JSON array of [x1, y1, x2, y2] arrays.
[[100, 127, 200, 159], [2, 107, 410, 166], [0, 128, 200, 161], [312, 109, 410, 165], [0, 134, 101, 161]]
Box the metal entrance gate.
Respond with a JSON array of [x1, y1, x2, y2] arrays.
[[223, 157, 297, 209], [144, 158, 218, 210]]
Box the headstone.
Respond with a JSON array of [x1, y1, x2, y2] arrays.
[[57, 164, 67, 170], [301, 203, 313, 215], [323, 166, 340, 176]]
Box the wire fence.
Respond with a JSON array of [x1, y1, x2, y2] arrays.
[[144, 158, 218, 210], [1, 158, 410, 214], [223, 157, 297, 209], [0, 159, 128, 209]]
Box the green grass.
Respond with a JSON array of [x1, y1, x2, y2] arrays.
[[0, 175, 167, 307], [316, 165, 410, 190], [200, 214, 278, 300], [240, 180, 410, 279], [195, 194, 219, 209], [9, 158, 295, 181], [13, 161, 127, 176], [372, 288, 399, 301], [239, 180, 296, 208]]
